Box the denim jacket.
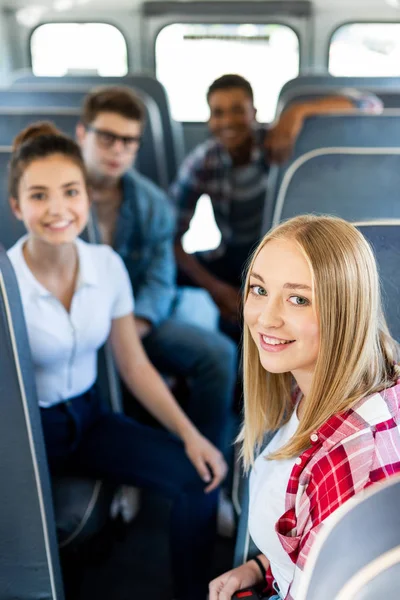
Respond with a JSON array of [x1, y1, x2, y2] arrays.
[[113, 170, 176, 326]]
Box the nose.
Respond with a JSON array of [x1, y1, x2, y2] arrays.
[[257, 297, 284, 329], [111, 138, 125, 153], [47, 193, 65, 216], [220, 111, 235, 128]]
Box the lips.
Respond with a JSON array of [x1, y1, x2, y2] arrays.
[[219, 129, 242, 141], [262, 335, 294, 346], [44, 220, 73, 231], [106, 161, 122, 170], [259, 333, 295, 353]]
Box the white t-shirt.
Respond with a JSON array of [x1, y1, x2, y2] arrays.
[[8, 236, 134, 408], [249, 408, 300, 598]]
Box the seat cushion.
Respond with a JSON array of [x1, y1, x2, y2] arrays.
[[52, 476, 116, 550]]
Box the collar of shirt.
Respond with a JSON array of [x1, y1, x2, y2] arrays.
[[113, 171, 140, 254], [287, 381, 400, 490], [13, 235, 99, 299]]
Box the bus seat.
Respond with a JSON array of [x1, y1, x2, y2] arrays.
[[0, 151, 25, 249], [0, 200, 124, 556], [278, 75, 400, 114], [10, 72, 184, 184], [0, 109, 80, 143], [271, 147, 400, 225], [262, 114, 400, 234], [263, 147, 400, 240], [233, 432, 276, 568], [0, 95, 168, 189], [296, 475, 400, 600], [278, 88, 400, 113], [292, 114, 400, 156], [232, 472, 260, 568], [354, 221, 400, 344], [0, 247, 65, 600]]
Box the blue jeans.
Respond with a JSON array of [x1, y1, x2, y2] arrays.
[[142, 319, 237, 454], [178, 244, 255, 344], [40, 387, 220, 600]]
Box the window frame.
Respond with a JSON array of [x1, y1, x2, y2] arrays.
[[28, 20, 130, 75], [327, 20, 400, 75], [154, 19, 301, 123]]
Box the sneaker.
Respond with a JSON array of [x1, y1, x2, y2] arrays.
[[110, 485, 141, 522]]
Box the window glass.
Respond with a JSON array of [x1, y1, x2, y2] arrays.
[[156, 23, 299, 122], [330, 23, 400, 76], [182, 195, 221, 253], [31, 23, 128, 76]]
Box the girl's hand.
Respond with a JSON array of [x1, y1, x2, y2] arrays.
[[183, 430, 227, 492], [209, 561, 264, 600]]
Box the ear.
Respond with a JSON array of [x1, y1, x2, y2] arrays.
[[253, 107, 257, 120], [9, 197, 23, 221], [76, 122, 86, 146]]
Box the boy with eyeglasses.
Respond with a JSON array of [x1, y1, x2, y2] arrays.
[[76, 86, 236, 472]]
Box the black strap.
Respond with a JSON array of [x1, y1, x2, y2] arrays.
[[252, 556, 267, 579]]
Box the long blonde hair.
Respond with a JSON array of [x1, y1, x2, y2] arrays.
[[241, 215, 400, 468]]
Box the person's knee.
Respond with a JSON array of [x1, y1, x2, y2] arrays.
[[199, 331, 237, 381]]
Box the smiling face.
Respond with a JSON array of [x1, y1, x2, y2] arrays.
[[77, 111, 142, 183], [244, 237, 320, 394], [207, 87, 256, 153], [11, 154, 90, 246]]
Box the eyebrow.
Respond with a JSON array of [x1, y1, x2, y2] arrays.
[[62, 181, 81, 188], [249, 271, 265, 282], [27, 181, 81, 191], [249, 271, 312, 291], [283, 283, 312, 291]]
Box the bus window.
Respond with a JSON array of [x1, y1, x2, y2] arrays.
[[182, 195, 221, 253], [329, 23, 400, 76], [30, 23, 128, 76], [156, 23, 299, 123]]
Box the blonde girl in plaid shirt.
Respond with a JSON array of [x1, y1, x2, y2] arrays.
[[209, 215, 400, 600]]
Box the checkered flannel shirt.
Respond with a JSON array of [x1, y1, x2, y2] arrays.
[[263, 381, 400, 599]]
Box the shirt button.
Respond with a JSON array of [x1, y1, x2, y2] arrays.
[[295, 457, 302, 465], [310, 433, 319, 443]]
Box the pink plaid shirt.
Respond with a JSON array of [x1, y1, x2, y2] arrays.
[[263, 380, 400, 599]]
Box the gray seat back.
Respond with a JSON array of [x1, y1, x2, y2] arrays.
[[0, 99, 168, 188], [233, 432, 276, 568], [277, 75, 400, 112], [0, 108, 80, 143], [0, 149, 25, 249], [297, 476, 400, 600], [269, 148, 400, 232], [355, 222, 400, 344], [0, 176, 123, 550], [278, 87, 400, 112], [263, 113, 400, 234], [0, 247, 64, 599], [10, 73, 184, 184]]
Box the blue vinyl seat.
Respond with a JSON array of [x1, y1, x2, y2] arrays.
[[0, 97, 168, 188], [10, 72, 184, 184], [262, 114, 400, 234], [277, 75, 400, 114], [355, 221, 400, 344], [297, 475, 400, 600], [0, 185, 123, 554], [263, 147, 400, 237], [0, 247, 65, 599]]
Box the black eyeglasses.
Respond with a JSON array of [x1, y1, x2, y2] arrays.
[[86, 126, 142, 151]]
